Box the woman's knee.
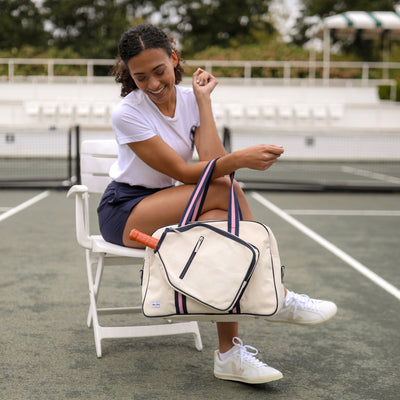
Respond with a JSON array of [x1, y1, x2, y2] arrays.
[[205, 177, 246, 210], [207, 177, 231, 204], [209, 177, 246, 200], [208, 177, 253, 220]]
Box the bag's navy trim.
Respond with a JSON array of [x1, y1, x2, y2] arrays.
[[173, 222, 254, 252], [142, 220, 281, 318], [182, 294, 187, 313], [157, 222, 262, 311], [174, 291, 188, 314], [174, 291, 180, 314]]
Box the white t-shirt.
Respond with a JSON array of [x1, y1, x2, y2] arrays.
[[110, 85, 200, 188]]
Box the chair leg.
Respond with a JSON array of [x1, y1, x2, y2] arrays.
[[190, 321, 203, 351], [83, 249, 203, 358], [98, 321, 203, 355], [92, 308, 103, 358], [86, 251, 105, 328], [85, 250, 104, 357], [166, 319, 203, 351]]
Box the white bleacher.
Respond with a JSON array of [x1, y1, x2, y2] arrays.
[[262, 104, 276, 119], [293, 104, 311, 120], [58, 101, 74, 117], [0, 82, 120, 128], [0, 81, 392, 130], [245, 104, 261, 119], [0, 81, 399, 160], [209, 84, 400, 160], [209, 84, 400, 134], [25, 101, 41, 117]]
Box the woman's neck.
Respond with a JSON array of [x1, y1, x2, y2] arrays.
[[155, 86, 177, 118]]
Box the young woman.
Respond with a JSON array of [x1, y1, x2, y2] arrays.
[[98, 23, 337, 385]]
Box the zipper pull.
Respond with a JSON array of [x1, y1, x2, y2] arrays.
[[194, 236, 204, 253]]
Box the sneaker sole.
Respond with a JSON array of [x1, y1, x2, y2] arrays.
[[214, 371, 283, 384], [266, 307, 337, 326]]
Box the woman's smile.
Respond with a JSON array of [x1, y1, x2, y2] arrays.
[[148, 86, 166, 95], [128, 48, 178, 116]]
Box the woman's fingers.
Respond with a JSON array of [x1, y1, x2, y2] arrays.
[[193, 68, 207, 84], [193, 68, 218, 88], [266, 144, 284, 156], [240, 144, 284, 171]]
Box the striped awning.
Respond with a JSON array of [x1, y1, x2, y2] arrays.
[[314, 11, 400, 39]]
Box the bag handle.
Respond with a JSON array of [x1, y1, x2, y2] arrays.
[[227, 171, 243, 235], [179, 159, 242, 235]]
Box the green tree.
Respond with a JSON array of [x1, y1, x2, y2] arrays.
[[293, 0, 398, 60], [0, 0, 48, 50], [155, 0, 275, 55], [41, 0, 153, 59], [300, 0, 396, 16], [2, 0, 276, 59]]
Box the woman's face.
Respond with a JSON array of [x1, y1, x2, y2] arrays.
[[127, 48, 178, 109]]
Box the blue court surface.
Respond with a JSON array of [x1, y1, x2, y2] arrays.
[[1, 188, 399, 400]]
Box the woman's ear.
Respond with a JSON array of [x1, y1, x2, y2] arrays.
[[171, 51, 178, 68]]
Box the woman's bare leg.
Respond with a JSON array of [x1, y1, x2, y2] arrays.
[[122, 177, 253, 352], [122, 178, 252, 246]]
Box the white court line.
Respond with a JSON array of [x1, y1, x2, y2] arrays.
[[0, 191, 50, 222], [341, 166, 400, 185], [285, 209, 400, 216], [251, 192, 400, 301]]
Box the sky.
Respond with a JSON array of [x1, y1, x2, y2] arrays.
[[270, 0, 301, 41]]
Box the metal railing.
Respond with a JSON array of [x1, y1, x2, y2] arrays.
[[0, 57, 398, 99], [0, 57, 114, 82]]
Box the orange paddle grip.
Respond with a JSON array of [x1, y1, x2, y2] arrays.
[[129, 229, 159, 249]]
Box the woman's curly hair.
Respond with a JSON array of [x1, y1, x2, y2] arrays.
[[112, 24, 184, 97]]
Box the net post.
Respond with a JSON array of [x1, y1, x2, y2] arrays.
[[75, 125, 81, 185], [68, 127, 72, 184], [223, 126, 231, 153]]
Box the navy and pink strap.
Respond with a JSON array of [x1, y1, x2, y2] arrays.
[[178, 158, 242, 236], [175, 158, 243, 315]]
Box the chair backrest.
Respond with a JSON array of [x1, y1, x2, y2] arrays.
[[80, 140, 117, 193]]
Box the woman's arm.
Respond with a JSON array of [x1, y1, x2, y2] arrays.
[[128, 136, 207, 184], [129, 135, 284, 185], [128, 69, 283, 183], [192, 68, 226, 161]]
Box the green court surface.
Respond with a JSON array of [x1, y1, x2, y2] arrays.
[[0, 189, 399, 400], [235, 161, 400, 191]]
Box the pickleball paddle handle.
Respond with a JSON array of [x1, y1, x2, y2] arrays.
[[129, 229, 159, 249]]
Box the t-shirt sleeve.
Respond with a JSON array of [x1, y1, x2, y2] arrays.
[[111, 102, 156, 145]]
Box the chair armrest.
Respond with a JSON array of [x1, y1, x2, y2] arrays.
[[67, 185, 89, 198], [67, 184, 92, 249]]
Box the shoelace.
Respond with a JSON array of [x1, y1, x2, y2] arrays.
[[284, 290, 319, 319], [232, 337, 266, 369]]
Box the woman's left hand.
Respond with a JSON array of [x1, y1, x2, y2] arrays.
[[192, 68, 218, 98]]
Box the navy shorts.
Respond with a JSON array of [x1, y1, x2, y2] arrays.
[[97, 181, 167, 246]]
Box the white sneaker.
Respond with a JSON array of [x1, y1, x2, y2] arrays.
[[214, 337, 283, 384], [267, 289, 337, 325]]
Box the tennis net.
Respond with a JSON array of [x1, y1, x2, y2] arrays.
[[0, 126, 80, 188], [223, 127, 400, 192], [1, 124, 399, 192]]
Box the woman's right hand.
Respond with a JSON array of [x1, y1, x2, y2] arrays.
[[192, 68, 218, 100]]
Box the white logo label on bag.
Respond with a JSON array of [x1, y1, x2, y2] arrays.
[[151, 301, 161, 308]]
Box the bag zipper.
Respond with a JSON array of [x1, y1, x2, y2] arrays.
[[179, 236, 204, 279]]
